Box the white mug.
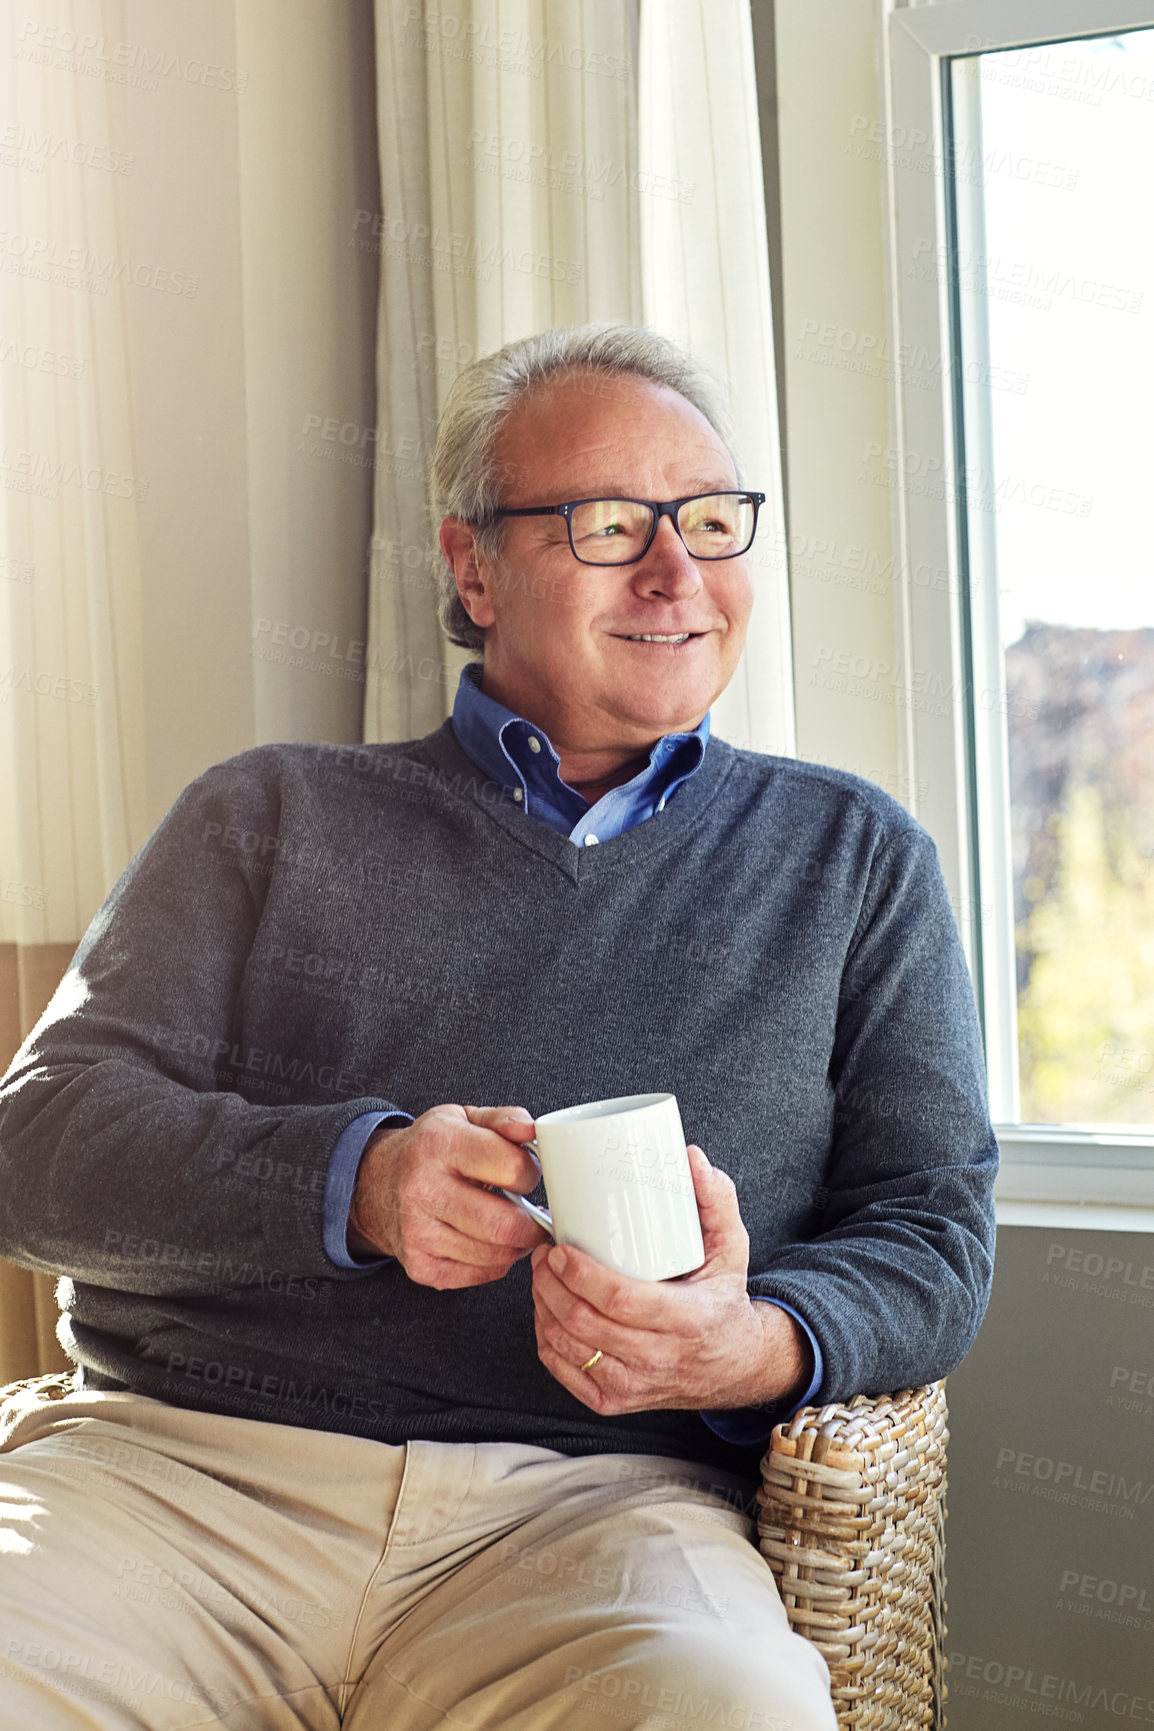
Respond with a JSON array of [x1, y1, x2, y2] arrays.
[[499, 1093, 705, 1282]]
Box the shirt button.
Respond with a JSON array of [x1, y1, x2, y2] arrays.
[[584, 833, 599, 846], [527, 735, 542, 754], [513, 789, 524, 803]]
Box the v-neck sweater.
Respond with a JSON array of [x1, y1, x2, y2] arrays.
[[0, 721, 998, 1479]]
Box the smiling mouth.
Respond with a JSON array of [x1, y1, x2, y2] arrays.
[[616, 632, 705, 644]]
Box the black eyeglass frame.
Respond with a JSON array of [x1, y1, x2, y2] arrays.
[[478, 491, 767, 566]]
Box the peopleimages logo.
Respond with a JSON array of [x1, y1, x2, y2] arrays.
[[0, 665, 97, 706], [15, 20, 248, 91], [1057, 1567, 1153, 1623], [908, 238, 1142, 315], [993, 1444, 1154, 1521], [809, 646, 1040, 723], [1043, 1241, 1154, 1308], [0, 230, 197, 297], [349, 210, 582, 285], [948, 1651, 1154, 1724], [401, 6, 629, 79], [0, 335, 85, 379]]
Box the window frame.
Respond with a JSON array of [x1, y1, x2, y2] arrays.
[[880, 0, 1154, 1205]]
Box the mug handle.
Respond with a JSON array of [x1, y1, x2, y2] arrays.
[[494, 1136, 553, 1234], [496, 1189, 554, 1235]]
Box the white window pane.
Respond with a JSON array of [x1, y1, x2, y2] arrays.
[[953, 31, 1154, 1128]]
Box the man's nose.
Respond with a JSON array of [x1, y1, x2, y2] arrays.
[[631, 514, 704, 595]]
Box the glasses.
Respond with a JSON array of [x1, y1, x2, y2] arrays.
[[481, 491, 765, 567]]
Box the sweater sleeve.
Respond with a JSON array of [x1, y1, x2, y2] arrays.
[[0, 756, 405, 1295], [747, 824, 999, 1403]]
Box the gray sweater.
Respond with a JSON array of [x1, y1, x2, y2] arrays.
[[0, 722, 998, 1476]]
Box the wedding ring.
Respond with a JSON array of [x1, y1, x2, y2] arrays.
[[580, 1350, 604, 1372]]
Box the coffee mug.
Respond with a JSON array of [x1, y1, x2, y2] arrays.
[[499, 1093, 705, 1281]]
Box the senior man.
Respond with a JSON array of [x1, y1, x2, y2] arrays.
[[0, 324, 996, 1729]]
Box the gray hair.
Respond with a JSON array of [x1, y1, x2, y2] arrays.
[[428, 323, 743, 654]]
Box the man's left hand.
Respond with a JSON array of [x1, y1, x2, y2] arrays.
[[531, 1144, 812, 1415]]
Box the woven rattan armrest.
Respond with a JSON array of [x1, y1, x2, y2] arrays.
[[757, 1382, 948, 1731]]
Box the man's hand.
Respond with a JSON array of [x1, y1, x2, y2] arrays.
[[348, 1105, 549, 1288], [531, 1144, 812, 1415]]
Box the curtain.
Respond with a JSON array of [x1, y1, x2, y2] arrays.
[[639, 0, 793, 754], [0, 10, 149, 951], [365, 0, 642, 742], [365, 0, 793, 756], [0, 3, 149, 1385]]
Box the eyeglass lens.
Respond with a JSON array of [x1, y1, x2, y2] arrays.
[[569, 494, 755, 565]]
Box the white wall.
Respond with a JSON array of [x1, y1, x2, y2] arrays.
[[773, 0, 908, 804]]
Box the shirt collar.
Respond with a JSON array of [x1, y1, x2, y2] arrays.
[[450, 661, 709, 813]]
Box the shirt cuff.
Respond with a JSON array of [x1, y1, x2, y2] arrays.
[[699, 1299, 823, 1448], [323, 1109, 412, 1269]]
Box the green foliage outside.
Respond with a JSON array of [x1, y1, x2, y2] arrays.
[[1017, 780, 1154, 1125]]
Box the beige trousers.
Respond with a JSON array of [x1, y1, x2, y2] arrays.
[[0, 1384, 836, 1730]]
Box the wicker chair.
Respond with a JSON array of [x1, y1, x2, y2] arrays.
[[758, 1382, 949, 1731]]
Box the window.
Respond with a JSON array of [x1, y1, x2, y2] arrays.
[[884, 0, 1154, 1204]]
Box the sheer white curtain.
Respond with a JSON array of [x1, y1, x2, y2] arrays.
[[366, 0, 793, 755], [0, 10, 148, 953], [639, 0, 793, 755], [366, 0, 642, 741]]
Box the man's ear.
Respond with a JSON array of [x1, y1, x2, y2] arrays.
[[439, 518, 497, 629]]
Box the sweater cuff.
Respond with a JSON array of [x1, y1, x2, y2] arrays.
[[323, 1110, 412, 1269], [699, 1299, 823, 1448]]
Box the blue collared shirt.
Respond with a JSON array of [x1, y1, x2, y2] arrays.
[[448, 659, 710, 844], [321, 663, 823, 1441]]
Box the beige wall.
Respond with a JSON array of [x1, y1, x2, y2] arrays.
[[116, 0, 381, 833]]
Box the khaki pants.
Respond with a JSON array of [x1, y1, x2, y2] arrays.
[[0, 1384, 836, 1729]]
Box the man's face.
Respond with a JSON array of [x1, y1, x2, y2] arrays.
[[445, 373, 756, 754]]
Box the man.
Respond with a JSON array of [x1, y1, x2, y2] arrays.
[[0, 324, 997, 1729]]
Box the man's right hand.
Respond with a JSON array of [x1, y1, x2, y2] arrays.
[[347, 1104, 549, 1288]]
